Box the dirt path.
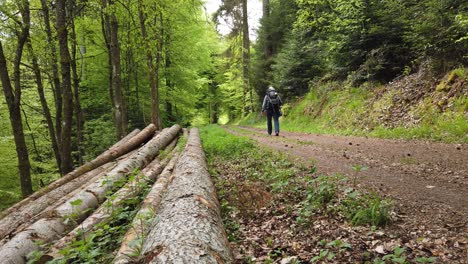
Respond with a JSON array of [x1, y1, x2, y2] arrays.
[[226, 126, 467, 235]]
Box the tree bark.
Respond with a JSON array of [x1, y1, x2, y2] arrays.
[[102, 0, 127, 139], [114, 149, 181, 264], [0, 126, 180, 263], [0, 1, 33, 198], [70, 13, 86, 165], [138, 0, 161, 130], [40, 0, 62, 160], [56, 0, 74, 174], [44, 141, 178, 261], [141, 128, 233, 263], [263, 0, 273, 58], [242, 0, 252, 114], [26, 41, 61, 173], [0, 127, 147, 222], [0, 130, 141, 239]]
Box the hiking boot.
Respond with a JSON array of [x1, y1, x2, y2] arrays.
[[275, 132, 279, 136]]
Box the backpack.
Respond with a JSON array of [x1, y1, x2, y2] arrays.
[[268, 91, 280, 105]]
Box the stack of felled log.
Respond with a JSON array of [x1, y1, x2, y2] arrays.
[[0, 125, 233, 264]]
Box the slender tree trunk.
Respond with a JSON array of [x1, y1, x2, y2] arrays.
[[56, 0, 74, 174], [242, 0, 252, 113], [153, 12, 163, 129], [164, 24, 176, 123], [21, 106, 41, 162], [40, 0, 62, 159], [26, 41, 61, 172], [263, 0, 273, 58], [100, 2, 114, 121], [70, 14, 85, 165], [0, 1, 33, 197], [138, 0, 161, 130], [102, 0, 127, 138], [109, 0, 127, 138]]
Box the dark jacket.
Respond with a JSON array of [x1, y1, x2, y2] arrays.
[[262, 92, 283, 115]]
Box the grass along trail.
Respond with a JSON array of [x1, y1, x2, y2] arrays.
[[200, 125, 467, 263]]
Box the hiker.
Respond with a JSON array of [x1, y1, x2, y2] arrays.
[[262, 86, 283, 136]]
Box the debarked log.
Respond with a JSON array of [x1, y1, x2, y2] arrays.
[[42, 140, 179, 261], [141, 128, 233, 264], [114, 144, 182, 264], [0, 128, 144, 222], [0, 125, 181, 264], [0, 129, 141, 240]]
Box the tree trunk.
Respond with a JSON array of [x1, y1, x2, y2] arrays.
[[0, 1, 33, 198], [56, 0, 74, 174], [0, 125, 180, 263], [40, 0, 62, 160], [138, 0, 161, 130], [141, 128, 233, 263], [164, 25, 176, 124], [101, 4, 115, 118], [0, 130, 141, 239], [70, 14, 86, 165], [109, 0, 127, 138], [102, 0, 127, 139], [242, 0, 252, 114], [114, 149, 181, 264], [44, 141, 178, 261], [0, 127, 148, 221], [27, 41, 61, 172], [263, 0, 273, 58]]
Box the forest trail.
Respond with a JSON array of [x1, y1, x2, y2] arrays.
[[225, 126, 467, 231]]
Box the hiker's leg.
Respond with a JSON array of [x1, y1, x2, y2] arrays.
[[273, 114, 280, 135], [267, 112, 273, 135]]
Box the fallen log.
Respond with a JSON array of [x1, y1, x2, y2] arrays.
[[114, 144, 182, 264], [0, 125, 181, 264], [0, 130, 141, 240], [41, 140, 179, 261], [141, 128, 233, 263], [0, 128, 145, 221]]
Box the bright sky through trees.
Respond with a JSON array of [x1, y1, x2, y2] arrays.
[[204, 0, 262, 39]]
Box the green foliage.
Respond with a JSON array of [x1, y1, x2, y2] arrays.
[[252, 0, 468, 98], [238, 78, 467, 143], [83, 115, 116, 161], [44, 178, 150, 264], [200, 124, 255, 159], [373, 246, 409, 264], [310, 239, 352, 262], [297, 175, 392, 227]]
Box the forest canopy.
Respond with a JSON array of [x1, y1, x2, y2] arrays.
[[0, 0, 466, 204]]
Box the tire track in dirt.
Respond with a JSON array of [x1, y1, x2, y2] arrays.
[[225, 126, 467, 230]]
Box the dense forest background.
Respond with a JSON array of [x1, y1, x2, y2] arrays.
[[0, 0, 467, 207]]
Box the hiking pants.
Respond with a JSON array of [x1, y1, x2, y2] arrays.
[[267, 112, 280, 135]]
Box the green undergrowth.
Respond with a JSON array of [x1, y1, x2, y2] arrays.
[[0, 138, 60, 212], [237, 68, 467, 143], [200, 125, 392, 236], [27, 170, 151, 264]]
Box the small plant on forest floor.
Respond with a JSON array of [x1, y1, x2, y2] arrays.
[[373, 246, 408, 264], [311, 239, 352, 262], [297, 175, 341, 225], [352, 164, 368, 187], [296, 174, 392, 227], [415, 256, 437, 263]]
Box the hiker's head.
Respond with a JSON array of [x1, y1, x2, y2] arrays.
[[267, 86, 275, 92]]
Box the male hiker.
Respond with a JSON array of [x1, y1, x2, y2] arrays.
[[262, 86, 283, 136]]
